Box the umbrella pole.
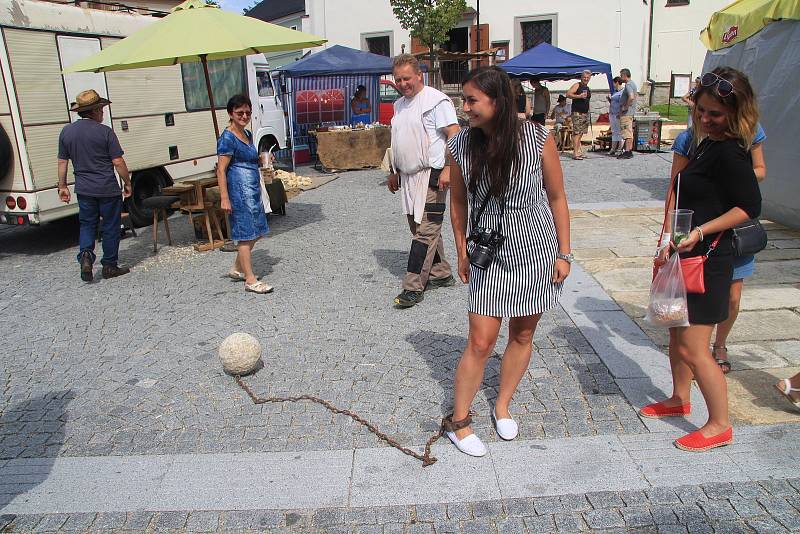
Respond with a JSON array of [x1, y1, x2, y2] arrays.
[[201, 55, 221, 139]]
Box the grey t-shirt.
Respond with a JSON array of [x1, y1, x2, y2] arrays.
[[624, 80, 638, 116], [58, 119, 124, 197]]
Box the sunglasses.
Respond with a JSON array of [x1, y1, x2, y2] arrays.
[[233, 110, 252, 117], [701, 72, 735, 98]]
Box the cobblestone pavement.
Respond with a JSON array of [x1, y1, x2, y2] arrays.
[[0, 165, 657, 462], [6, 156, 799, 532], [3, 479, 800, 532]]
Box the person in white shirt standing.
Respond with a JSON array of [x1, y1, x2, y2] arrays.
[[387, 54, 460, 308]]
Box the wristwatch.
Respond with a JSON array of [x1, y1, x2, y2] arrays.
[[557, 252, 574, 264]]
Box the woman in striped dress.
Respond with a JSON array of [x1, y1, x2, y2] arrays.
[[443, 67, 572, 457]]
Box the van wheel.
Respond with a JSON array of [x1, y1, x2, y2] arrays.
[[0, 123, 12, 180], [128, 169, 167, 227]]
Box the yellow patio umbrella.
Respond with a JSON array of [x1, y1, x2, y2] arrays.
[[64, 0, 326, 137], [700, 0, 800, 51]]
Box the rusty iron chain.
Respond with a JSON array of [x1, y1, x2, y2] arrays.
[[235, 375, 447, 467]]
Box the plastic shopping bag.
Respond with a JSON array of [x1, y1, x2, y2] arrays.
[[645, 252, 690, 328]]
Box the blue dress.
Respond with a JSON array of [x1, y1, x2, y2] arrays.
[[216, 129, 269, 242]]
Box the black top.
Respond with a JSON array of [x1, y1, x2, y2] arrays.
[[571, 82, 591, 113], [516, 94, 527, 114], [675, 138, 761, 258]]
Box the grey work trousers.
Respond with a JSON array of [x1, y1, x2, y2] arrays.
[[402, 179, 452, 292]]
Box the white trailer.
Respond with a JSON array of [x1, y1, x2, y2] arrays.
[[0, 0, 287, 227]]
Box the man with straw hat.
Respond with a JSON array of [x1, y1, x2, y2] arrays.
[[57, 89, 132, 282]]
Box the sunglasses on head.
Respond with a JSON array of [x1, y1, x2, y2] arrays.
[[701, 72, 735, 98]]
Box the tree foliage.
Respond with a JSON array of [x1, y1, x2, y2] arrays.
[[390, 0, 467, 50]]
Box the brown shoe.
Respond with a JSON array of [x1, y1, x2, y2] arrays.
[[80, 251, 93, 282], [102, 264, 130, 279]]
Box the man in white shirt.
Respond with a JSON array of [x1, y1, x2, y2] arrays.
[[387, 54, 460, 308]]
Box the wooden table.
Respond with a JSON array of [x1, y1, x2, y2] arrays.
[[162, 175, 225, 251], [314, 128, 391, 170]]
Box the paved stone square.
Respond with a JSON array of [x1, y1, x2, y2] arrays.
[[1, 151, 799, 532]]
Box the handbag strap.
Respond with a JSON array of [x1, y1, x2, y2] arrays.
[[657, 171, 722, 256]]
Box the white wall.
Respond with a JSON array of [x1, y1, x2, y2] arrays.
[[304, 0, 650, 92], [650, 1, 729, 83]]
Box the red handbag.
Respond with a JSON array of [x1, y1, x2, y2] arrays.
[[654, 173, 722, 295]]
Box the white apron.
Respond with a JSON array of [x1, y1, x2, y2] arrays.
[[391, 86, 450, 223]]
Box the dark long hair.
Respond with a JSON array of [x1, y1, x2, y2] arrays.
[[463, 66, 520, 199]]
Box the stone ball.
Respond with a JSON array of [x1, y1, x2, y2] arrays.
[[218, 333, 262, 376]]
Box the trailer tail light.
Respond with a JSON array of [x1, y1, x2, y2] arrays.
[[5, 196, 15, 209], [17, 216, 24, 225], [16, 196, 26, 210]]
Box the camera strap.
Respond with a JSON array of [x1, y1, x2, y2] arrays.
[[470, 185, 505, 238]]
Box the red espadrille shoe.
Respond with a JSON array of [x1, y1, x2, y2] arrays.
[[639, 401, 691, 418], [674, 427, 733, 452]]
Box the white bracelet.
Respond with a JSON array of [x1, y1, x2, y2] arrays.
[[694, 226, 704, 241]]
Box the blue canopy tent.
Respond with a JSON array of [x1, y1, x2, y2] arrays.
[[500, 42, 614, 91], [276, 45, 395, 168]]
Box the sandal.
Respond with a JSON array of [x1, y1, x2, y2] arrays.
[[228, 269, 260, 282], [713, 345, 731, 374], [245, 280, 273, 294], [774, 378, 800, 411]]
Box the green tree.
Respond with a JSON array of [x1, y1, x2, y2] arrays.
[[390, 0, 467, 87]]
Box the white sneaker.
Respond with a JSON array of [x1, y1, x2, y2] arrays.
[[492, 408, 519, 440], [446, 431, 487, 457]]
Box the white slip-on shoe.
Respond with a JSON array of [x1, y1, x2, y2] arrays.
[[446, 431, 487, 457], [492, 408, 519, 440]]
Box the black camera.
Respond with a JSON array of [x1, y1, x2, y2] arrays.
[[469, 227, 505, 269]]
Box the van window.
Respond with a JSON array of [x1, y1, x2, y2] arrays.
[[181, 57, 246, 111], [256, 70, 274, 97]]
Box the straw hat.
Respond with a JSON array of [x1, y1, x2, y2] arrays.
[[69, 89, 111, 113]]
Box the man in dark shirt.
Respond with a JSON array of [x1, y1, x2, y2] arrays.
[[566, 70, 592, 160], [57, 89, 132, 282]]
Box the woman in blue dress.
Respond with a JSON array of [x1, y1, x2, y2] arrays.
[[350, 85, 371, 125], [216, 94, 272, 294]]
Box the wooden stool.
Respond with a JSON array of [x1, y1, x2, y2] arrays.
[[182, 201, 224, 251], [142, 195, 179, 252], [558, 125, 573, 153]]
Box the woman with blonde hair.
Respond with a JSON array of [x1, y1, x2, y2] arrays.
[[643, 67, 761, 451]]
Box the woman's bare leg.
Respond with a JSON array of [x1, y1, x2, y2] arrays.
[[453, 313, 502, 439], [673, 324, 731, 436], [495, 314, 542, 418]]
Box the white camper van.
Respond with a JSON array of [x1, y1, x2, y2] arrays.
[[0, 0, 287, 227]]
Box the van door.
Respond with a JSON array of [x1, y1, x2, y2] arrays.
[[254, 66, 285, 150], [57, 36, 111, 127]]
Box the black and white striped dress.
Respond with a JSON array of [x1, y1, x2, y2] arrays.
[[447, 122, 563, 317]]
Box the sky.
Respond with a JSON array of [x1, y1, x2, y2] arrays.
[[216, 0, 254, 14]]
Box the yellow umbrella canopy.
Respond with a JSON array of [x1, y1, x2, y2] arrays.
[[700, 0, 800, 51], [65, 0, 326, 72], [64, 0, 326, 136]]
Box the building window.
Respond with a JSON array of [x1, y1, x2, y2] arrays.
[[362, 32, 392, 57], [181, 57, 246, 111], [521, 20, 552, 51]]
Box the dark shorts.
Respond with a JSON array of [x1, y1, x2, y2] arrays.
[[686, 254, 734, 325]]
